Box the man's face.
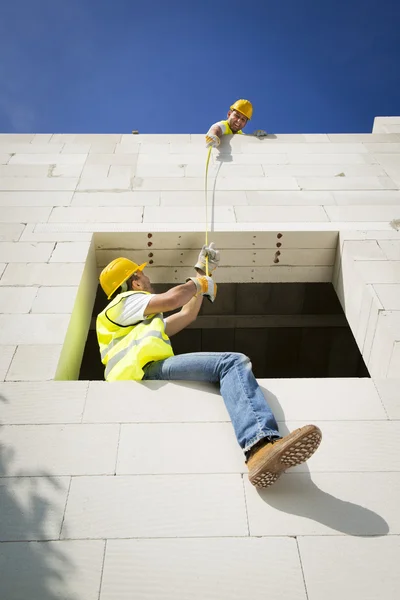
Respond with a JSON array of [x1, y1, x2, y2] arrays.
[[132, 270, 154, 294], [227, 109, 248, 132]]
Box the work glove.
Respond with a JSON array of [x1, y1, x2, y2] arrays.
[[187, 276, 217, 303], [195, 242, 220, 274], [253, 129, 268, 138], [205, 134, 220, 148]]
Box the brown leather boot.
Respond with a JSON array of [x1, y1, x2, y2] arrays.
[[247, 424, 322, 488]]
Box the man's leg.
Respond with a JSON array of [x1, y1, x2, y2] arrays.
[[143, 351, 322, 488], [143, 352, 280, 452]]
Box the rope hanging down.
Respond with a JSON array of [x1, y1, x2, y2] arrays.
[[204, 146, 212, 276]]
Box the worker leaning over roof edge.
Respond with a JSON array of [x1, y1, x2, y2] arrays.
[[205, 98, 268, 148], [96, 245, 322, 489]]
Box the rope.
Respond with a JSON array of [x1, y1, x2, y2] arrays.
[[204, 146, 212, 276]]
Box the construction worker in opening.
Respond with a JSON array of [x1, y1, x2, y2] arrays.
[[205, 98, 267, 148], [97, 245, 322, 489]]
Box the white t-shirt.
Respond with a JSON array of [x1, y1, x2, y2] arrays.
[[114, 293, 156, 326]]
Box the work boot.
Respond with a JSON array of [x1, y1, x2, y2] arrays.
[[247, 424, 322, 488]]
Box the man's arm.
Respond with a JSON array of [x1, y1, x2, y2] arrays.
[[207, 123, 223, 138], [164, 294, 203, 337], [146, 244, 219, 329], [205, 122, 224, 148], [163, 263, 211, 336], [144, 280, 197, 316]]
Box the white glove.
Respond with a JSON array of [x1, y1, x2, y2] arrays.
[[253, 129, 268, 138], [187, 276, 217, 303], [195, 242, 220, 274], [205, 134, 220, 148]]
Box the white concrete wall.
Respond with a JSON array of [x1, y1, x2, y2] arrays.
[[1, 126, 400, 380], [1, 121, 400, 599]]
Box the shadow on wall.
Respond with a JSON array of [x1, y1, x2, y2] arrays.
[[215, 132, 278, 165], [258, 386, 389, 536], [0, 394, 76, 599]]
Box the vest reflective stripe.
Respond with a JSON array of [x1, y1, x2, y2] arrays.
[[100, 336, 124, 360], [105, 326, 171, 377], [99, 314, 157, 360], [220, 120, 243, 135], [96, 290, 174, 381]]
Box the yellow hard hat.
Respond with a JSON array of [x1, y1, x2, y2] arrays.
[[100, 257, 147, 299], [230, 99, 253, 120]]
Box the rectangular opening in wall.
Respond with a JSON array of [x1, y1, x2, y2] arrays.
[[80, 281, 368, 380], [76, 230, 369, 380]]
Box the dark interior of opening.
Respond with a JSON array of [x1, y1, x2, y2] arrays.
[[79, 282, 369, 380]]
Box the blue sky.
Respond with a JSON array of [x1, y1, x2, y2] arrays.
[[0, 0, 399, 134]]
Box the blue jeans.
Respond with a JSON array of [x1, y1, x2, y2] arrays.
[[143, 352, 281, 454]]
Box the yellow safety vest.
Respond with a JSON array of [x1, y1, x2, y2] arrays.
[[220, 120, 243, 135], [96, 291, 174, 381]]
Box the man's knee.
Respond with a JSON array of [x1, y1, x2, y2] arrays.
[[224, 352, 252, 369]]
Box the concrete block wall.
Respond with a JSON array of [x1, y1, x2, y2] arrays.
[[1, 122, 400, 380], [1, 119, 400, 599]]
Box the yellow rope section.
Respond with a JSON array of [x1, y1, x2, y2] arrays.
[[204, 146, 212, 276]]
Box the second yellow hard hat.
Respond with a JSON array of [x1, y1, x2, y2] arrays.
[[100, 257, 147, 299], [230, 99, 253, 120]]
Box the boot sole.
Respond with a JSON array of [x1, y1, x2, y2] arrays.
[[250, 471, 282, 488], [249, 427, 322, 488]]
